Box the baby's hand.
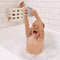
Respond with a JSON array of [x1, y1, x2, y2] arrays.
[[30, 10, 38, 17], [24, 8, 28, 16]]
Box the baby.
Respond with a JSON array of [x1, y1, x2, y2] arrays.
[[24, 8, 44, 55]]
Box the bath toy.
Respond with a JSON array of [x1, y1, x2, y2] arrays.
[[24, 9, 44, 55], [8, 1, 25, 23], [27, 7, 33, 17]]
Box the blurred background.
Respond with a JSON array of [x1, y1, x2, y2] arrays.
[[0, 0, 60, 32]]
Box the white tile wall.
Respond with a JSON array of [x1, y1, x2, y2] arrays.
[[0, 0, 60, 32]]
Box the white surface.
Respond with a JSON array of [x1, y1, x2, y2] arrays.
[[0, 45, 26, 60], [0, 24, 60, 60]]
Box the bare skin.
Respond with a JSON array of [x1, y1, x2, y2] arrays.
[[24, 8, 44, 55]]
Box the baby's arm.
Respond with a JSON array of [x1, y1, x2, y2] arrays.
[[24, 8, 30, 37], [30, 10, 44, 39]]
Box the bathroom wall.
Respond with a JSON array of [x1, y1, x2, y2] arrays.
[[0, 0, 60, 32]]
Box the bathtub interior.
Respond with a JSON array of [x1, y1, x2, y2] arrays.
[[0, 24, 60, 60], [0, 45, 25, 60]]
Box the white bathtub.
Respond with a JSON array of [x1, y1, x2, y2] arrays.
[[0, 24, 60, 60]]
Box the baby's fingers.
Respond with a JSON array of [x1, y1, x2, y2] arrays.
[[24, 8, 28, 11], [24, 8, 28, 16], [24, 11, 28, 16], [24, 11, 28, 14]]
